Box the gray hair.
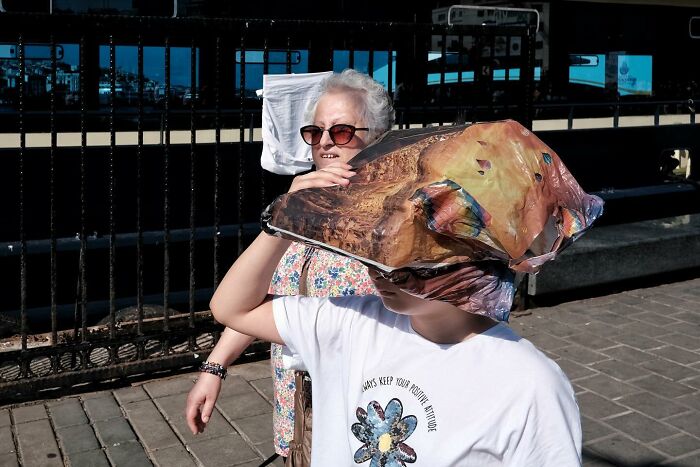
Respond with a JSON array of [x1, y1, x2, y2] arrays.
[[305, 69, 395, 141]]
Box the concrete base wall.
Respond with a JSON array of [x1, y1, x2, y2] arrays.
[[528, 214, 700, 295]]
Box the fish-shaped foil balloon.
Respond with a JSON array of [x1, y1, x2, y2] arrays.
[[262, 120, 604, 321]]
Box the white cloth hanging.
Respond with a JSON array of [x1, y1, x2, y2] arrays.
[[260, 71, 333, 175]]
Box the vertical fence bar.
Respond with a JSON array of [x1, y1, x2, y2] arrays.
[[367, 39, 374, 79], [248, 112, 255, 142], [411, 24, 424, 128], [504, 34, 511, 117], [567, 106, 574, 130], [523, 28, 536, 130], [213, 36, 222, 287], [75, 35, 87, 372], [422, 30, 430, 128], [163, 38, 171, 333], [399, 26, 413, 129], [189, 39, 197, 347], [50, 37, 58, 347], [505, 34, 511, 82], [263, 32, 270, 76], [456, 32, 464, 122], [109, 36, 117, 341], [387, 38, 394, 100], [654, 104, 660, 127], [79, 35, 88, 344], [348, 34, 355, 70], [285, 35, 292, 75], [469, 33, 478, 124], [472, 32, 484, 125], [238, 26, 247, 255], [690, 99, 696, 124], [438, 30, 446, 126], [487, 31, 496, 120], [18, 36, 27, 355], [137, 38, 145, 338]]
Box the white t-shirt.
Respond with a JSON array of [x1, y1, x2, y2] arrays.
[[273, 295, 582, 467]]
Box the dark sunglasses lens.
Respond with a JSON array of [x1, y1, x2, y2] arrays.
[[301, 126, 322, 145], [329, 125, 355, 145]]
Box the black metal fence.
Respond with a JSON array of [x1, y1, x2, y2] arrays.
[[0, 12, 536, 399]]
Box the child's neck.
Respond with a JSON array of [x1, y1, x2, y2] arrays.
[[409, 304, 496, 345]]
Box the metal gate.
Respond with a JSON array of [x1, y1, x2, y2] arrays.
[[0, 12, 536, 399]]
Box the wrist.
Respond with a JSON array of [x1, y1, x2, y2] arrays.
[[199, 361, 228, 380]]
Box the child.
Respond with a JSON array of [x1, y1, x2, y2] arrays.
[[210, 230, 582, 466]]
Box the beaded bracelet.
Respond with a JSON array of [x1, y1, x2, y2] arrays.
[[199, 361, 227, 380]]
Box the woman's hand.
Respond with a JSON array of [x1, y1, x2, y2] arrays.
[[288, 162, 355, 193], [185, 372, 222, 434]]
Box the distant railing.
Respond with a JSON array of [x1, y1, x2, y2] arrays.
[[532, 98, 697, 130]]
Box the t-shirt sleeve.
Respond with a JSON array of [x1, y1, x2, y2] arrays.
[[507, 363, 583, 466], [272, 295, 350, 376]]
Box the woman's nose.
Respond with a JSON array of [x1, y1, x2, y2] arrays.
[[318, 129, 335, 147]]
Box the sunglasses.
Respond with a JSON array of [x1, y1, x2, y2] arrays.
[[300, 124, 369, 146]]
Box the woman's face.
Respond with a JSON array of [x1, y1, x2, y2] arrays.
[[311, 91, 369, 170]]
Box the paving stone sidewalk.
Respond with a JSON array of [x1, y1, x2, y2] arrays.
[[1, 277, 699, 466]]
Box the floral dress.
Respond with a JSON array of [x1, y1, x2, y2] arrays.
[[268, 241, 375, 457]]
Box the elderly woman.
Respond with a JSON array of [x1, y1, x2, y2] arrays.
[[186, 69, 394, 462]]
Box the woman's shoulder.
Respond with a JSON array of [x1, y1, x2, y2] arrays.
[[307, 248, 375, 297], [269, 243, 308, 295]]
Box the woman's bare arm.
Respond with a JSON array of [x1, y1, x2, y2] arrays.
[[185, 328, 256, 434]]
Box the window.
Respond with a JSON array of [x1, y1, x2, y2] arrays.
[[98, 45, 199, 108], [0, 42, 79, 109], [0, 0, 176, 15], [426, 50, 539, 85], [0, 0, 49, 13], [234, 49, 309, 98], [569, 54, 606, 89], [332, 50, 397, 91], [690, 16, 700, 39], [617, 55, 652, 96]]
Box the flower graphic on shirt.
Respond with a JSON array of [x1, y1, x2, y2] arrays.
[[352, 398, 417, 466]]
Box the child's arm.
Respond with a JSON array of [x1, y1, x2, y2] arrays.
[[211, 161, 354, 343], [210, 232, 291, 344]]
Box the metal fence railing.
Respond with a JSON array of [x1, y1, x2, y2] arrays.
[[0, 12, 537, 399]]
